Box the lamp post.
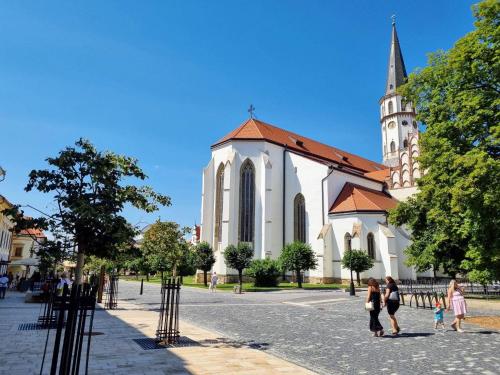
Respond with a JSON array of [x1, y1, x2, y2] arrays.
[[349, 251, 356, 296]]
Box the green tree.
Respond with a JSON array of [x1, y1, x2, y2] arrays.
[[246, 259, 281, 287], [193, 241, 216, 286], [177, 242, 197, 279], [142, 221, 190, 279], [3, 139, 170, 284], [341, 249, 374, 286], [279, 241, 318, 288], [389, 0, 500, 282], [223, 243, 254, 292]]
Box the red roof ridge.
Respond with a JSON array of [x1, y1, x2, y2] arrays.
[[212, 118, 386, 173], [329, 182, 398, 214]]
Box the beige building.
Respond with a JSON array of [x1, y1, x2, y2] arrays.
[[0, 195, 14, 275], [8, 229, 46, 277]]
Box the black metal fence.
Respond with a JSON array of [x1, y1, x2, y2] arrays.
[[40, 283, 97, 375], [38, 280, 58, 328], [155, 277, 181, 345], [397, 279, 500, 297], [104, 275, 118, 310]]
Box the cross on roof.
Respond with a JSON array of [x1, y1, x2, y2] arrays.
[[248, 104, 255, 119], [391, 14, 396, 25]]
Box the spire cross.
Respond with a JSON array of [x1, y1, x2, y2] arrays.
[[391, 14, 396, 25], [248, 104, 255, 119]]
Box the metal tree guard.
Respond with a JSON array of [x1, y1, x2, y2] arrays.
[[155, 277, 181, 345], [104, 274, 118, 310], [38, 280, 58, 328], [40, 283, 97, 375]]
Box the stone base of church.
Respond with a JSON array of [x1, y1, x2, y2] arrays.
[[195, 272, 253, 284], [306, 276, 342, 284]]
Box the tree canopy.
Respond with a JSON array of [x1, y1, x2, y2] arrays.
[[279, 241, 317, 288], [4, 138, 170, 283], [223, 243, 254, 291], [193, 241, 216, 286], [341, 249, 374, 286], [389, 0, 500, 282], [141, 220, 190, 277]]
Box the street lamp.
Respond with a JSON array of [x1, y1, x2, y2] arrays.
[[349, 251, 356, 296]]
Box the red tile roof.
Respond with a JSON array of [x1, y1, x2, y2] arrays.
[[329, 183, 398, 214], [19, 228, 46, 238], [213, 119, 386, 173], [364, 168, 391, 183]]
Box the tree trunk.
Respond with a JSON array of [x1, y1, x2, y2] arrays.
[[296, 269, 302, 288], [74, 250, 85, 285], [97, 265, 105, 303], [203, 271, 208, 286], [146, 273, 149, 282], [238, 269, 243, 293], [356, 271, 361, 286]]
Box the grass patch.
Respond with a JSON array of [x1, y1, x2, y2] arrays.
[[121, 275, 354, 292]]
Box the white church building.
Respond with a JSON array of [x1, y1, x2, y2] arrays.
[[199, 21, 431, 283]]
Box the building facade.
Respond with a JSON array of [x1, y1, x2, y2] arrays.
[[199, 21, 428, 282]]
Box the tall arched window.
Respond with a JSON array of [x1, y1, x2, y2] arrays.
[[294, 193, 306, 243], [390, 141, 396, 153], [239, 159, 255, 243], [344, 233, 352, 252], [388, 101, 394, 114], [403, 139, 408, 148], [214, 163, 225, 244], [367, 233, 375, 259]]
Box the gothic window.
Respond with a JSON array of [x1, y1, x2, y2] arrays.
[[413, 121, 418, 129], [367, 233, 375, 259], [214, 163, 224, 243], [239, 159, 255, 243], [390, 141, 396, 153], [344, 233, 352, 252], [403, 139, 408, 148], [384, 145, 387, 155], [293, 193, 306, 243], [402, 120, 408, 126], [401, 101, 406, 111], [388, 101, 394, 114]]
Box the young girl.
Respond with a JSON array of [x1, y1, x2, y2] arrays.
[[434, 302, 445, 330], [447, 280, 467, 333]]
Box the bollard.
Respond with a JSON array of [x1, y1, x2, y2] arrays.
[[140, 279, 144, 295]]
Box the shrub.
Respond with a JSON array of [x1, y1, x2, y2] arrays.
[[246, 259, 281, 287]]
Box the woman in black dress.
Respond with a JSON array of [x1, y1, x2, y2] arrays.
[[366, 278, 384, 337], [384, 276, 401, 335]]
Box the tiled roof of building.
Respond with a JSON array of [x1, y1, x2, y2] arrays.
[[329, 182, 398, 214], [213, 119, 386, 173], [19, 228, 46, 238], [364, 168, 390, 183]]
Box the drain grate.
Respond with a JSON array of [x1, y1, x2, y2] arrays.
[[18, 322, 58, 331], [133, 336, 201, 350]]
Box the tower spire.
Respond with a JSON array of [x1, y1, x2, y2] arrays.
[[385, 17, 407, 95]]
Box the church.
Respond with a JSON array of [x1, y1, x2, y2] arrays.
[[199, 21, 431, 283]]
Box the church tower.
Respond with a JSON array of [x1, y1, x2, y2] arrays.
[[380, 18, 420, 188]]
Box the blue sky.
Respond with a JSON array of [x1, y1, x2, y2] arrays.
[[0, 1, 476, 230]]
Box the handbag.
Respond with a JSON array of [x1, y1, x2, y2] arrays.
[[365, 301, 374, 311], [389, 291, 399, 301]]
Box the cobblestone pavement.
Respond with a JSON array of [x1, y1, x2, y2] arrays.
[[120, 280, 500, 375]]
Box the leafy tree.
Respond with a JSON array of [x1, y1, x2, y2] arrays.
[[246, 259, 281, 287], [177, 242, 197, 278], [142, 221, 190, 278], [193, 241, 216, 286], [3, 139, 170, 284], [389, 0, 500, 282], [223, 243, 254, 292], [279, 241, 317, 288], [341, 249, 374, 286], [36, 239, 71, 276]]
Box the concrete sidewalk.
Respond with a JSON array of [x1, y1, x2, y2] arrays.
[[0, 289, 317, 375]]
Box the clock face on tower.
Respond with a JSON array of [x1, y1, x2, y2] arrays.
[[388, 121, 396, 129]]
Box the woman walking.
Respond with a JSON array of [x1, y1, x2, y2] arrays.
[[384, 276, 401, 335], [447, 280, 467, 333], [366, 278, 384, 337]]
